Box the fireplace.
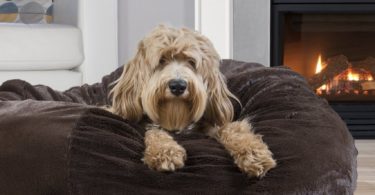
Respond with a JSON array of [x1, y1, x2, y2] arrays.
[[271, 0, 375, 138]]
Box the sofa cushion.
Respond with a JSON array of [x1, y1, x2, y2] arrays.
[[0, 23, 83, 70], [0, 70, 82, 91]]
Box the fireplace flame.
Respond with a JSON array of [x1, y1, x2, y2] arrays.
[[315, 54, 324, 74], [314, 54, 375, 96], [315, 54, 327, 94], [347, 68, 360, 81]]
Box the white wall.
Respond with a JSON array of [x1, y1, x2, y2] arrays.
[[195, 0, 233, 59], [118, 0, 195, 66], [78, 0, 119, 84], [54, 0, 79, 26], [54, 0, 271, 84], [195, 0, 271, 65], [233, 0, 270, 66], [54, 0, 119, 84]]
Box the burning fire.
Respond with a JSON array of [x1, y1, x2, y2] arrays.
[[314, 54, 374, 95], [347, 68, 359, 81], [315, 54, 324, 74], [315, 55, 327, 93]]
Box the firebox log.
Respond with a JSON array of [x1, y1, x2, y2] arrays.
[[352, 57, 375, 78], [361, 81, 375, 91]]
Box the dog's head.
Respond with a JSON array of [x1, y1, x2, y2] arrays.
[[110, 25, 238, 131]]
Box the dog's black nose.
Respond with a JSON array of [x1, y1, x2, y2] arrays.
[[168, 79, 187, 96]]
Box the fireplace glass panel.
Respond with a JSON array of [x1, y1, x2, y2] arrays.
[[283, 13, 375, 102]]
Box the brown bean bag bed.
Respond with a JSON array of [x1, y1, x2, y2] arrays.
[[0, 60, 357, 194]]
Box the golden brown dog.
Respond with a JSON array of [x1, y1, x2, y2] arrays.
[[109, 25, 276, 177]]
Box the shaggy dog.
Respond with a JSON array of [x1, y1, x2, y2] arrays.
[[109, 25, 276, 177]]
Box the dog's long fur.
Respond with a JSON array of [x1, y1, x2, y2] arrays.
[[109, 25, 276, 177]]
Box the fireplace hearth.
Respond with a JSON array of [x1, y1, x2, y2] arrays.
[[271, 0, 375, 138]]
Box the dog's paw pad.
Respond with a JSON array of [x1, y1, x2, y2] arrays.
[[143, 144, 187, 172]]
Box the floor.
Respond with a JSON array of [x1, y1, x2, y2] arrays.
[[355, 140, 375, 195]]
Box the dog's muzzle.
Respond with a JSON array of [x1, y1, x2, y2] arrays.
[[168, 79, 187, 96]]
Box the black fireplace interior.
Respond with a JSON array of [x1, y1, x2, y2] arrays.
[[271, 0, 375, 138]]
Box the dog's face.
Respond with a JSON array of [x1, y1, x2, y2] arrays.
[[142, 54, 208, 131], [111, 25, 237, 131]]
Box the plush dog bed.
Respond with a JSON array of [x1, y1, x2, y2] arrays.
[[0, 60, 357, 194]]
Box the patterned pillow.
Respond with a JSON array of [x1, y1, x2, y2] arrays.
[[0, 0, 53, 24]]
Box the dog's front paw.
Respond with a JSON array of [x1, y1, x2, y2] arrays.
[[143, 142, 187, 172], [234, 146, 276, 177], [218, 120, 276, 177]]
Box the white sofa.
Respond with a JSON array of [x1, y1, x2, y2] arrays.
[[0, 0, 118, 91], [0, 23, 83, 90]]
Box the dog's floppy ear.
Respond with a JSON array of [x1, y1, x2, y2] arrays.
[[202, 58, 237, 126], [191, 32, 238, 126], [110, 41, 150, 122]]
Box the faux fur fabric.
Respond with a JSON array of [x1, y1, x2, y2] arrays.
[[0, 60, 357, 194]]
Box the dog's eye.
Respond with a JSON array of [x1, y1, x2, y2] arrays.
[[188, 59, 196, 68], [159, 58, 166, 65]]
